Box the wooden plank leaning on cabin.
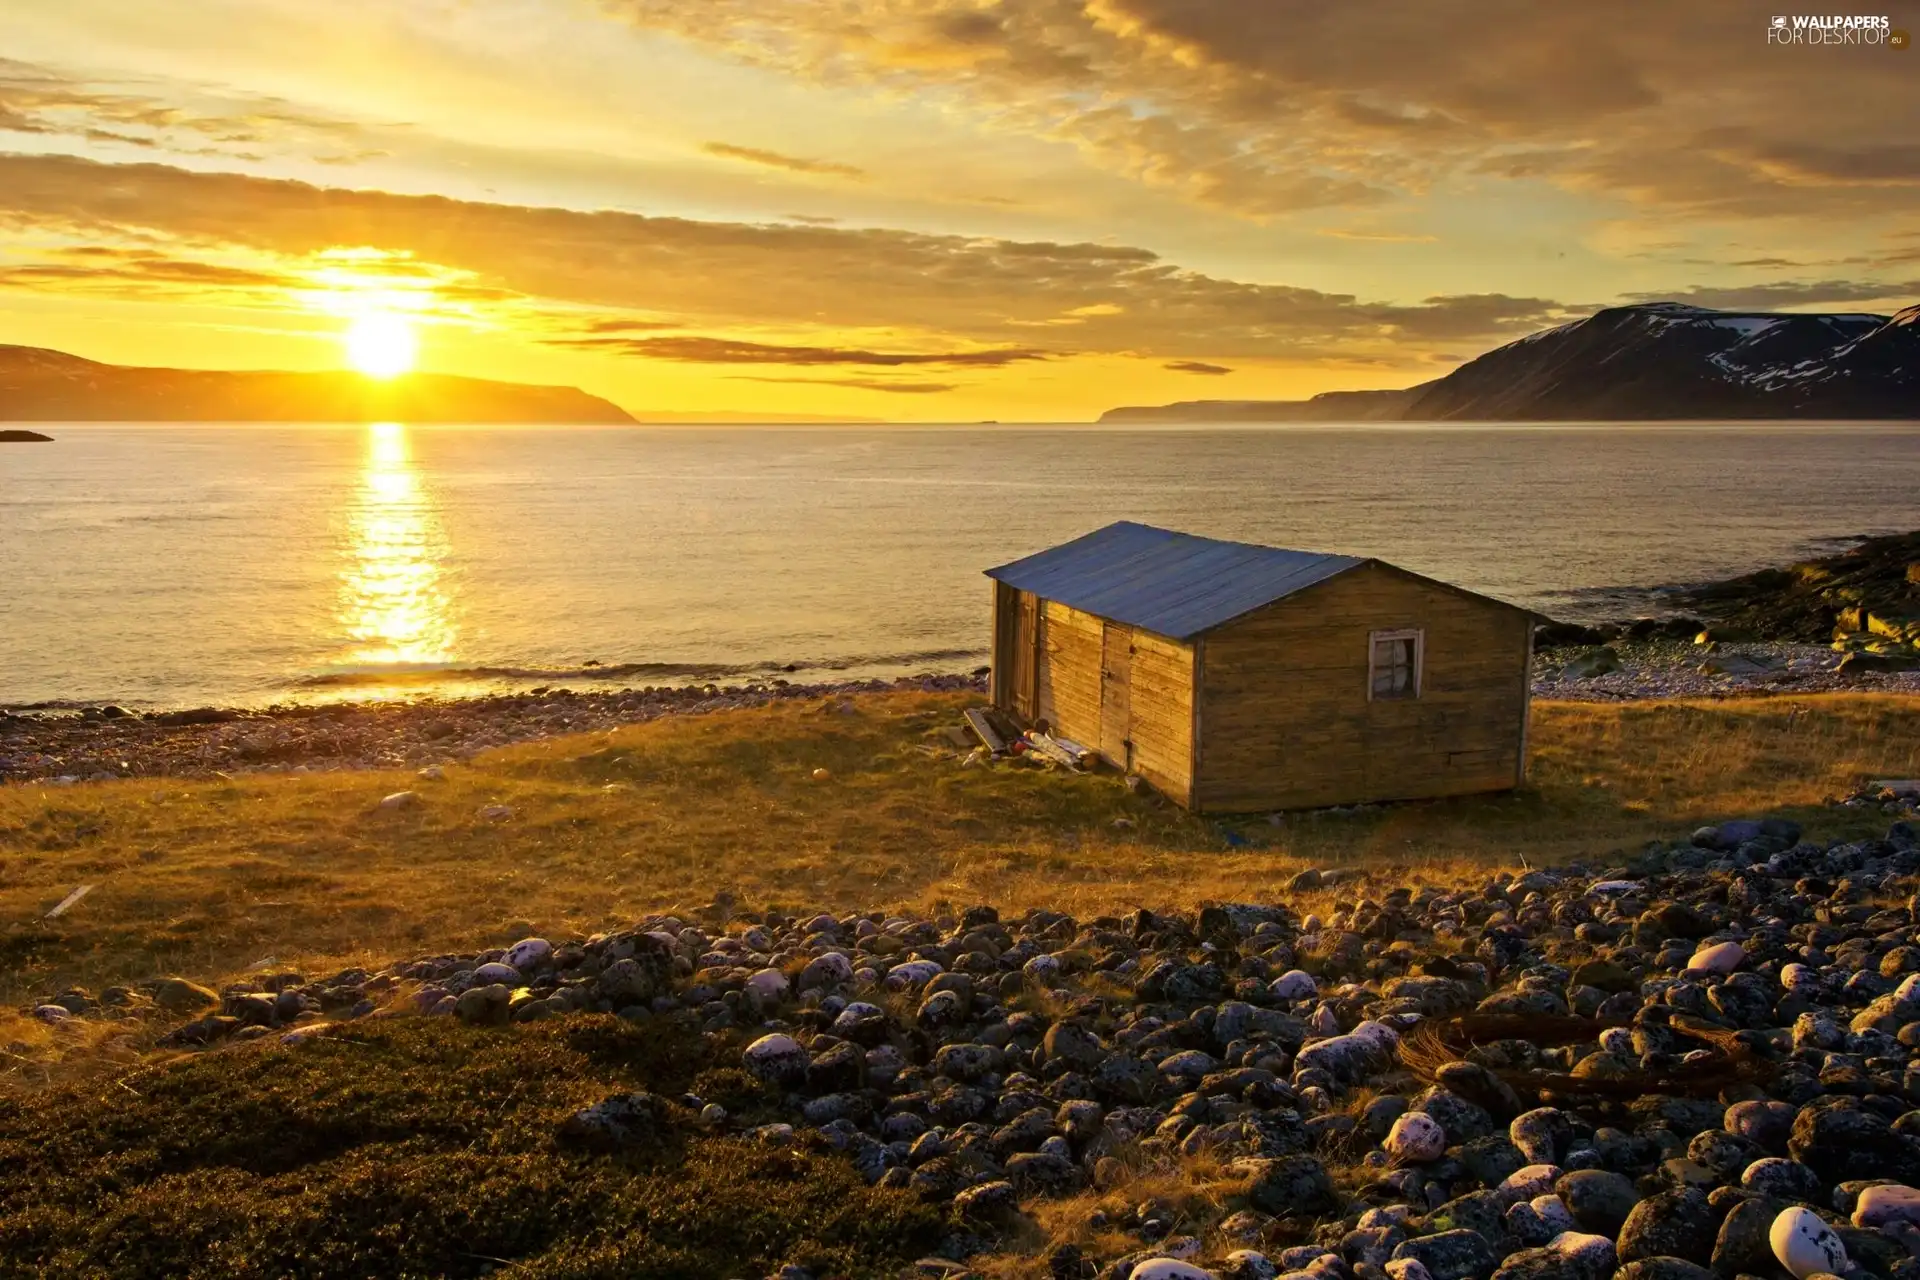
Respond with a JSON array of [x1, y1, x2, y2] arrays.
[[1193, 563, 1528, 812], [1126, 629, 1194, 802]]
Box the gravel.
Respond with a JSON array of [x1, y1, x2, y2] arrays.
[[1535, 640, 1920, 703]]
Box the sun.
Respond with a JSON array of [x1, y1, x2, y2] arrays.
[[343, 313, 419, 379]]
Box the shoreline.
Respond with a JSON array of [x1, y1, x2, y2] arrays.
[[5, 649, 1920, 784], [0, 672, 987, 784]]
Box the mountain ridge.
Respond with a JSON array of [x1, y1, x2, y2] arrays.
[[0, 344, 636, 424], [1101, 302, 1920, 423]]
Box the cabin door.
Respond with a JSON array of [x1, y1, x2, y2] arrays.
[[994, 585, 1041, 721], [1015, 592, 1040, 721], [1099, 621, 1133, 771]]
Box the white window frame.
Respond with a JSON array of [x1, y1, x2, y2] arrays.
[[1368, 628, 1424, 701]]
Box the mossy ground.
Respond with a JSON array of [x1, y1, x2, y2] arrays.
[[0, 1016, 942, 1280]]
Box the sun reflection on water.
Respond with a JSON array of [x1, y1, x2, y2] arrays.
[[337, 422, 456, 668]]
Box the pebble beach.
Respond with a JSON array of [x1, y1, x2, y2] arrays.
[[27, 810, 1920, 1280]]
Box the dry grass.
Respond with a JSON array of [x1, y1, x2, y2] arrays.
[[2, 691, 1917, 1013], [966, 1147, 1256, 1280]]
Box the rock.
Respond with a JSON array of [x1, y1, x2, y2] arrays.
[[477, 804, 513, 821], [1270, 970, 1318, 1000], [743, 1033, 809, 1088], [1220, 1251, 1276, 1280], [952, 1180, 1019, 1220], [1685, 942, 1744, 976], [1294, 1022, 1398, 1082], [1006, 1152, 1081, 1196], [505, 937, 552, 970], [559, 1091, 666, 1149], [1241, 1155, 1338, 1217], [1555, 1169, 1641, 1235], [1618, 1189, 1717, 1265], [453, 983, 512, 1025], [1511, 1109, 1575, 1165], [1790, 1097, 1920, 1186], [797, 952, 854, 991], [471, 961, 523, 986], [1159, 1049, 1217, 1086], [1386, 1113, 1447, 1162], [1560, 648, 1620, 680], [1492, 1233, 1615, 1280], [1043, 1020, 1106, 1070], [1496, 1166, 1562, 1207], [1770, 1206, 1848, 1280], [377, 790, 420, 810], [153, 977, 220, 1013], [1741, 1158, 1820, 1202], [1724, 1100, 1795, 1154], [745, 968, 789, 1001], [1611, 1262, 1715, 1280], [1390, 1229, 1497, 1280], [1712, 1197, 1777, 1276], [1130, 1262, 1218, 1280], [1853, 1183, 1920, 1229]]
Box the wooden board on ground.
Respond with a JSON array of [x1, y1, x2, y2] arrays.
[[963, 709, 1006, 754]]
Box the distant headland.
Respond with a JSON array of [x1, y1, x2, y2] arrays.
[[1102, 301, 1920, 423], [0, 428, 54, 441], [0, 345, 634, 425]]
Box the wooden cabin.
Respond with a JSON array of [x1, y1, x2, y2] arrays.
[[986, 522, 1535, 812]]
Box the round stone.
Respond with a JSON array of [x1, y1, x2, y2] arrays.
[[1686, 942, 1744, 975], [1385, 1112, 1447, 1162], [471, 962, 523, 986], [745, 967, 789, 1000], [1270, 970, 1318, 1000], [1130, 1262, 1219, 1280], [742, 1033, 809, 1087], [505, 937, 552, 970], [1853, 1183, 1920, 1229], [1770, 1206, 1848, 1280]]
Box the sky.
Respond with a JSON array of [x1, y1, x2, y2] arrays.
[[1, 0, 1916, 422]]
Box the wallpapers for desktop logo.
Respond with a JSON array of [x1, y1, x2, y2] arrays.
[[1766, 14, 1909, 46]]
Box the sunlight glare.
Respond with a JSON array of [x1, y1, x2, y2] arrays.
[[344, 313, 419, 379], [337, 422, 456, 670]]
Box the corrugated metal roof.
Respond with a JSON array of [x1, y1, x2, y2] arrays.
[[984, 521, 1367, 640]]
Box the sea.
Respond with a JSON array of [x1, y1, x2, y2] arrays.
[[4, 422, 1918, 710]]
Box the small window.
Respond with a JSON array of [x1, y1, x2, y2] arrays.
[[1369, 629, 1423, 700]]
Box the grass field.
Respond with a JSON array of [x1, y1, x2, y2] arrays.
[[3, 690, 1917, 1011]]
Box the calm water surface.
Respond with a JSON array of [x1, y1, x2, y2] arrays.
[[4, 422, 1919, 708]]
